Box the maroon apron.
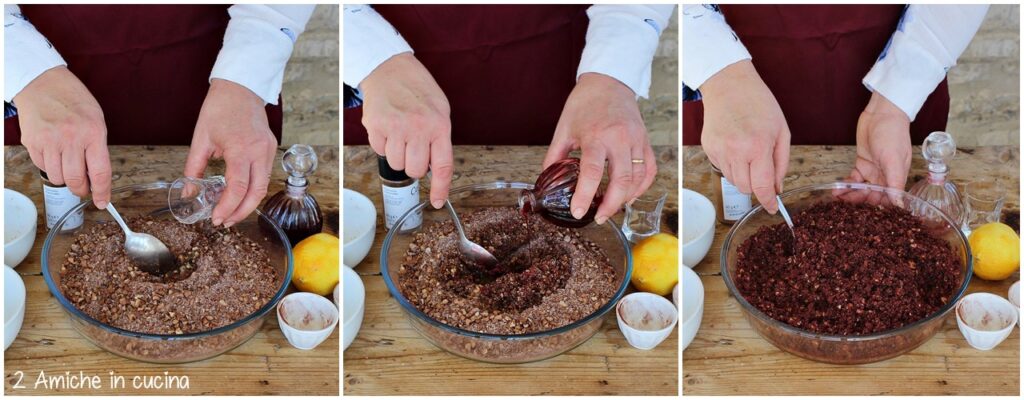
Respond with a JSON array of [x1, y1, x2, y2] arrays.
[[343, 5, 589, 146], [682, 5, 949, 146], [5, 5, 283, 146]]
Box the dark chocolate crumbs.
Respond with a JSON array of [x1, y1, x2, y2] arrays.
[[735, 201, 960, 335]]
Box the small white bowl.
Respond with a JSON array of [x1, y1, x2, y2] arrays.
[[4, 189, 37, 267], [342, 265, 365, 351], [680, 266, 704, 351], [277, 292, 339, 350], [956, 292, 1018, 351], [5, 265, 26, 350], [1009, 281, 1020, 326], [616, 292, 678, 350], [343, 189, 377, 267], [682, 189, 715, 267]]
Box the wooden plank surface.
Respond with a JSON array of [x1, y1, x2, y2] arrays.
[[682, 145, 1020, 396], [3, 145, 340, 395], [342, 145, 680, 396]]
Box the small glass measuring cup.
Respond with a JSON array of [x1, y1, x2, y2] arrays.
[[168, 176, 225, 224], [963, 179, 1005, 232], [622, 191, 667, 243]]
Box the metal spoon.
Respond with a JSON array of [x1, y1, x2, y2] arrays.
[[444, 200, 499, 268], [776, 195, 797, 253], [105, 203, 177, 275]]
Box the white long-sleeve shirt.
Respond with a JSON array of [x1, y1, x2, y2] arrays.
[[343, 4, 676, 98], [681, 4, 988, 121], [4, 4, 315, 105]]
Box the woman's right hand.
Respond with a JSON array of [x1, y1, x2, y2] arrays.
[[360, 52, 453, 209], [699, 60, 791, 213], [14, 66, 112, 208]]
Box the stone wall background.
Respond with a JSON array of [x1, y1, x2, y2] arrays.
[[644, 10, 679, 147], [281, 4, 339, 146], [948, 4, 1019, 147]]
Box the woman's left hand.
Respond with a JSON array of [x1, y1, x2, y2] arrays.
[[185, 79, 279, 228], [849, 92, 913, 190], [543, 73, 657, 225]]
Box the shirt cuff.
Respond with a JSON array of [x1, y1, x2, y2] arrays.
[[210, 5, 314, 105], [4, 5, 67, 103], [577, 5, 674, 98], [680, 5, 751, 90], [862, 44, 948, 122], [343, 5, 414, 88]]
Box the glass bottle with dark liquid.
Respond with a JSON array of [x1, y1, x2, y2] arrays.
[[263, 144, 323, 244], [518, 158, 601, 228]]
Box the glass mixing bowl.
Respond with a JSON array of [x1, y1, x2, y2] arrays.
[[721, 182, 971, 364], [42, 182, 293, 363], [380, 181, 632, 363]]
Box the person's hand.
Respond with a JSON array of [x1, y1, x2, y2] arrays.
[[360, 52, 453, 209], [14, 66, 112, 208], [543, 73, 657, 225], [699, 60, 790, 213], [849, 92, 912, 190], [185, 79, 278, 228]]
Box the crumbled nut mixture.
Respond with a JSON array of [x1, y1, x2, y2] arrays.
[[736, 201, 961, 335], [60, 216, 279, 335], [399, 207, 617, 335]]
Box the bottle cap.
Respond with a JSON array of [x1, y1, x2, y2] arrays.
[[39, 169, 66, 187], [283, 144, 318, 187], [922, 131, 956, 175], [378, 155, 411, 182]]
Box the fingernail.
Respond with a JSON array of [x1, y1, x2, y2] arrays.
[[595, 215, 607, 225], [431, 200, 444, 209], [224, 221, 234, 228], [96, 200, 108, 209], [212, 218, 223, 226]]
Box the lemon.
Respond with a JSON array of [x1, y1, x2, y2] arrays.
[[292, 233, 340, 295], [968, 222, 1020, 281], [630, 233, 679, 296]]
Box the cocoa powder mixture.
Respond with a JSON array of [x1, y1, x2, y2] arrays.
[[736, 201, 961, 336], [60, 216, 279, 335], [398, 207, 618, 335]]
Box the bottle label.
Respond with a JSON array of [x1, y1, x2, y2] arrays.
[[42, 185, 84, 230], [382, 181, 422, 230], [720, 177, 752, 221]]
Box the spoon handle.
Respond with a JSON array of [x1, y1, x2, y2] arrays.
[[105, 203, 133, 235], [776, 195, 796, 235], [443, 199, 468, 241]]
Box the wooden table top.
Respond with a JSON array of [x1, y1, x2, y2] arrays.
[[682, 145, 1020, 396], [342, 145, 680, 396], [3, 145, 340, 395]]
